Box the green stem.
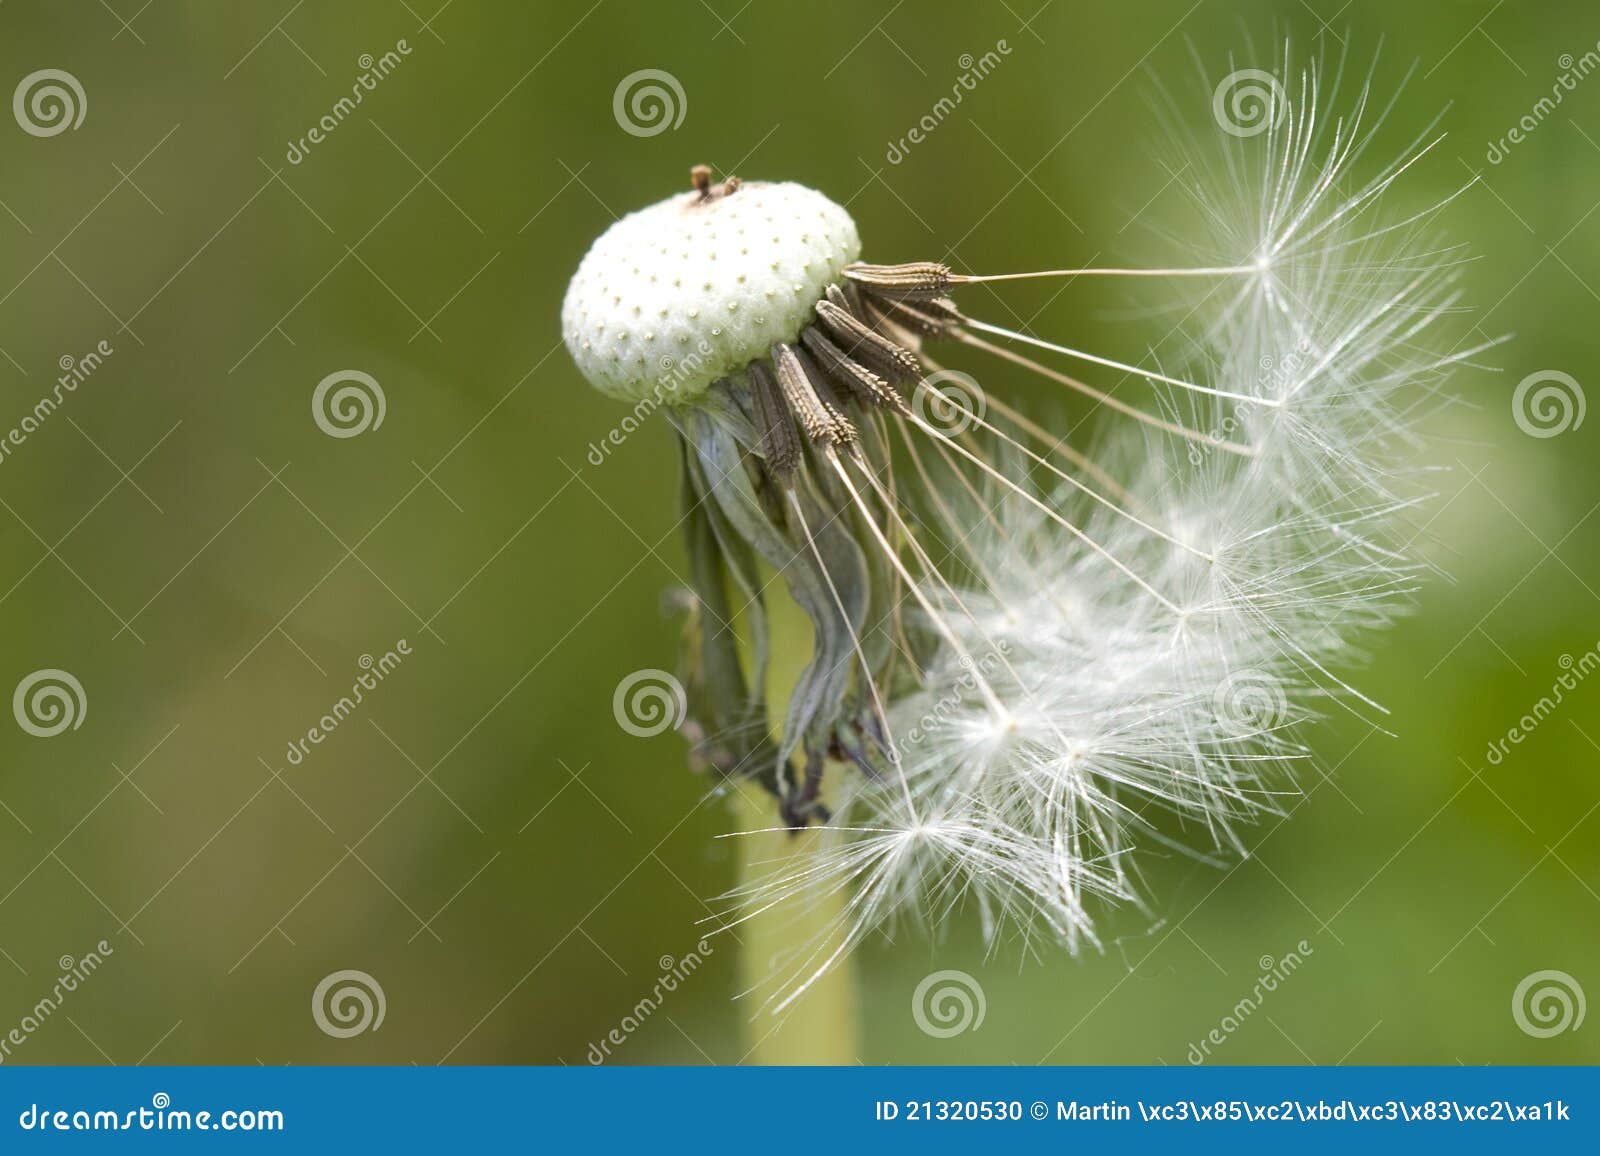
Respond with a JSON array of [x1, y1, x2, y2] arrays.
[[732, 787, 859, 1064]]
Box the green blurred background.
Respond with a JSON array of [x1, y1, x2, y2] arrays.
[[0, 0, 1595, 1065]]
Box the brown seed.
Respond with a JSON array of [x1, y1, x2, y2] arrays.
[[843, 261, 953, 299], [747, 360, 800, 478], [814, 299, 922, 383], [772, 343, 855, 446], [831, 280, 868, 317], [800, 326, 908, 414], [801, 351, 857, 437]]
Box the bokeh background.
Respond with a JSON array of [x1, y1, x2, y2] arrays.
[[0, 0, 1595, 1066]]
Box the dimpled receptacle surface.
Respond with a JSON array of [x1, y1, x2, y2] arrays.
[[561, 181, 861, 404]]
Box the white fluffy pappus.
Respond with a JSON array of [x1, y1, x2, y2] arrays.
[[711, 48, 1504, 1010]]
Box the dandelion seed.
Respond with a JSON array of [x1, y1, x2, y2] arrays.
[[561, 49, 1492, 1006]]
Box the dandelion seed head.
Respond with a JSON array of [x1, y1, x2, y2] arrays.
[[561, 178, 859, 402], [563, 50, 1488, 1008]]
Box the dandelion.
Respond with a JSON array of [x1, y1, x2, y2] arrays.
[[561, 52, 1498, 1011]]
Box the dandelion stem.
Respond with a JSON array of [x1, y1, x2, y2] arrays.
[[731, 787, 860, 1063]]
